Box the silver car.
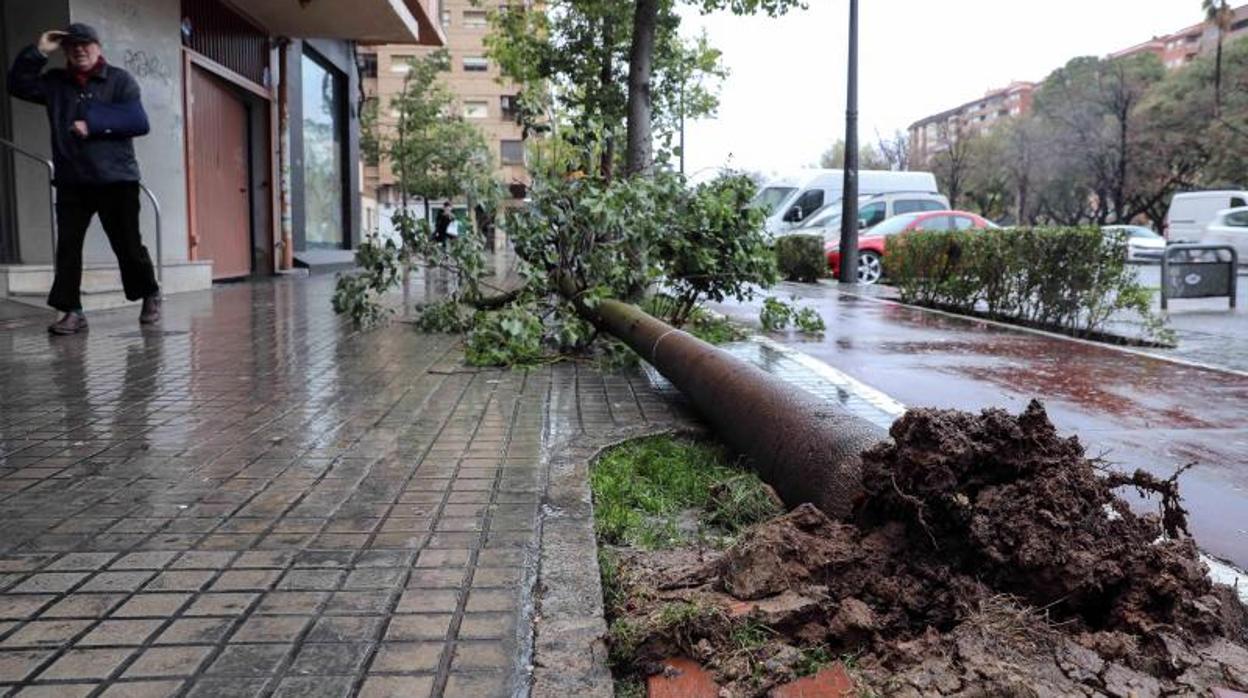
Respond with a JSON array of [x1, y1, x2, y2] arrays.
[[1103, 225, 1165, 263]]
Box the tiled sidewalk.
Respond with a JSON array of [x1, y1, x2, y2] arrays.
[[0, 277, 686, 698]]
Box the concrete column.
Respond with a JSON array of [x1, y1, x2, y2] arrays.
[[70, 0, 188, 264]]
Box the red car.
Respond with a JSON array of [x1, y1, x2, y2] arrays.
[[825, 210, 996, 284]]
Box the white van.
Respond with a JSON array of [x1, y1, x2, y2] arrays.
[[1166, 190, 1248, 240], [752, 169, 940, 237]]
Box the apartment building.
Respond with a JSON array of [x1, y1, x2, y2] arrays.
[[908, 3, 1248, 167], [909, 81, 1035, 164], [359, 0, 529, 240]]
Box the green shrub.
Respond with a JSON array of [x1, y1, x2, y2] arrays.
[[887, 226, 1169, 341], [759, 297, 794, 331], [759, 296, 825, 334], [773, 234, 826, 283]]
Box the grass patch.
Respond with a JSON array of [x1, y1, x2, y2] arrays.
[[591, 435, 781, 549]]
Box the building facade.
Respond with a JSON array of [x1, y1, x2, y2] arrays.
[[0, 0, 441, 308], [358, 0, 530, 240], [909, 81, 1035, 165], [909, 3, 1248, 167]]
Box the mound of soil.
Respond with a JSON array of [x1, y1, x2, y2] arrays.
[[609, 401, 1248, 696]]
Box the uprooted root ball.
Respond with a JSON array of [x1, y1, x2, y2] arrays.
[[607, 401, 1248, 696]]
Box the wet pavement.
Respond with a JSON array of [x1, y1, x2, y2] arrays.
[[0, 276, 685, 698], [1124, 265, 1248, 374], [714, 283, 1248, 570]]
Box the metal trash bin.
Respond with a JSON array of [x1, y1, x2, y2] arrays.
[[1160, 243, 1238, 310]]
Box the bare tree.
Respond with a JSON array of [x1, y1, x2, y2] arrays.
[[818, 139, 889, 170], [930, 121, 974, 209], [875, 130, 911, 171]]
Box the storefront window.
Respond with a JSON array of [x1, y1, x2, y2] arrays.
[[302, 51, 345, 249]]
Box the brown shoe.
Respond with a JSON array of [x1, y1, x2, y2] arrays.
[[48, 311, 88, 335], [140, 295, 162, 325]]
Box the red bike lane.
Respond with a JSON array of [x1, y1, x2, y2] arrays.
[[714, 285, 1248, 570]]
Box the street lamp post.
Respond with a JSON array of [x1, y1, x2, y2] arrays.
[[838, 0, 860, 285]]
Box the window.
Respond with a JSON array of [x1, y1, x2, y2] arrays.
[[501, 139, 524, 164], [952, 215, 977, 230], [500, 95, 520, 121], [463, 101, 488, 119], [302, 50, 347, 249], [894, 199, 941, 215], [390, 55, 414, 73], [463, 56, 489, 72], [1225, 211, 1248, 227], [357, 53, 377, 78], [753, 187, 796, 215], [1231, 197, 1247, 208], [858, 202, 886, 228], [792, 190, 824, 220], [464, 10, 488, 28], [916, 215, 953, 231], [441, 9, 451, 28]]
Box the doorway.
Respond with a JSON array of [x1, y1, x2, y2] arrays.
[[188, 65, 252, 279]]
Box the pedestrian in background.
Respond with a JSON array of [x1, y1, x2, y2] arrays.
[[7, 23, 161, 335], [434, 200, 454, 246]]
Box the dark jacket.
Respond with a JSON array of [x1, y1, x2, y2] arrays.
[[6, 46, 146, 184]]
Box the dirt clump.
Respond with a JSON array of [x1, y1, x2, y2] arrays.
[[607, 401, 1248, 696]]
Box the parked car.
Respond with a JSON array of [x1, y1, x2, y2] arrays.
[[778, 191, 951, 240], [751, 169, 940, 237], [1166, 190, 1248, 241], [1202, 206, 1248, 263], [825, 210, 995, 284], [1102, 225, 1165, 263]]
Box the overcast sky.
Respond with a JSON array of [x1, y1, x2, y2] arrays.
[[678, 0, 1203, 179]]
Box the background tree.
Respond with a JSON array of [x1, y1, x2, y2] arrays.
[[929, 121, 976, 210], [875, 130, 911, 171], [385, 52, 499, 221], [817, 139, 889, 170], [624, 0, 802, 175], [1031, 54, 1163, 224], [489, 0, 801, 179]]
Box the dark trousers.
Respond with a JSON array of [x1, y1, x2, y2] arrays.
[[48, 182, 160, 312]]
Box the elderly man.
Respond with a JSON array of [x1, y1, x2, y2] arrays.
[[7, 23, 161, 335]]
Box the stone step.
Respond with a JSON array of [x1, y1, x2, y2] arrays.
[[0, 260, 213, 300], [5, 289, 138, 312]]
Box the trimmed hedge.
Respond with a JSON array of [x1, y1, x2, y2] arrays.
[[886, 226, 1168, 341], [773, 234, 825, 283]]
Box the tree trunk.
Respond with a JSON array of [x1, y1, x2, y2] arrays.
[[600, 13, 616, 181], [1214, 35, 1224, 118], [625, 0, 659, 177]]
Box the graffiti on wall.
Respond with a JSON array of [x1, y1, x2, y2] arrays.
[[123, 49, 172, 87]]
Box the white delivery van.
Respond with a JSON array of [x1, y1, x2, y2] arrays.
[[751, 169, 940, 237], [1166, 190, 1248, 240]]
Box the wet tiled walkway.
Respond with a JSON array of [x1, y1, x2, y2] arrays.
[[0, 278, 684, 698]]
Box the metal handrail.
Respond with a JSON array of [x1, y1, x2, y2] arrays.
[[0, 137, 56, 253], [138, 183, 163, 283], [0, 137, 162, 285]]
